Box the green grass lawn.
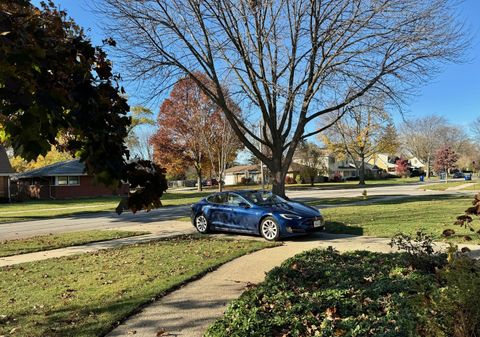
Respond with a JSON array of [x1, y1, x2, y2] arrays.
[[0, 197, 121, 223], [420, 181, 475, 191], [322, 194, 480, 243], [0, 235, 275, 337], [461, 183, 480, 191], [284, 177, 421, 190], [0, 230, 147, 257], [200, 177, 420, 192], [161, 190, 210, 205], [305, 195, 385, 206]]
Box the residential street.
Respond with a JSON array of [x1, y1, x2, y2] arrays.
[[0, 183, 469, 240]]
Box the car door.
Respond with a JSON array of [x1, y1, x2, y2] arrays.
[[206, 193, 229, 228], [227, 193, 259, 232]]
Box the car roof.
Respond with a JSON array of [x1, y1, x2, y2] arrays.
[[206, 190, 270, 196], [227, 190, 269, 195]]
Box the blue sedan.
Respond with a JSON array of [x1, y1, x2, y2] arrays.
[[190, 190, 325, 241]]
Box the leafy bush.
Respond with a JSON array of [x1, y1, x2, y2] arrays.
[[285, 176, 296, 184], [295, 175, 303, 184], [240, 177, 252, 185], [206, 249, 438, 337], [451, 192, 480, 242], [426, 256, 480, 337], [389, 231, 443, 272]]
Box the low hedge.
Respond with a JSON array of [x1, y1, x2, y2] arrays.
[[206, 249, 479, 337]]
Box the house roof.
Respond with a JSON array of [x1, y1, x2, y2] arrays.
[[0, 145, 13, 176], [288, 162, 311, 172], [15, 159, 86, 178], [225, 164, 260, 174]]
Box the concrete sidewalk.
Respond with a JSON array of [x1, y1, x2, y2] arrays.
[[106, 233, 480, 337], [0, 221, 195, 267], [447, 183, 477, 191]]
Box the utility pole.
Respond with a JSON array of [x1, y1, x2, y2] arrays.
[[259, 122, 265, 190]]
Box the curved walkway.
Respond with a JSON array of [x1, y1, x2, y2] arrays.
[[106, 233, 480, 337]]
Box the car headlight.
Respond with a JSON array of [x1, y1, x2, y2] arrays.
[[280, 213, 303, 220]]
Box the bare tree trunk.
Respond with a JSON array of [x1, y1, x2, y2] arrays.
[[269, 150, 292, 198], [359, 154, 366, 185], [426, 156, 431, 180], [271, 169, 287, 197], [218, 160, 223, 192], [196, 167, 203, 192]]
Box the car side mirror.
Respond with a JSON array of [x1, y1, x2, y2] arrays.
[[239, 202, 250, 209]]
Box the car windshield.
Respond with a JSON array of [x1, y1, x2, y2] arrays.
[[243, 191, 288, 206]]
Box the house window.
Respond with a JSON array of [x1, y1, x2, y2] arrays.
[[68, 176, 80, 185], [57, 176, 68, 185], [55, 176, 80, 186]]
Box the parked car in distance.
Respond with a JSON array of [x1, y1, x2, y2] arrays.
[[204, 178, 219, 186], [453, 172, 465, 179], [190, 190, 325, 241]]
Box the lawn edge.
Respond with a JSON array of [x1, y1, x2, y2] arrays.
[[0, 230, 150, 258], [100, 238, 281, 337]]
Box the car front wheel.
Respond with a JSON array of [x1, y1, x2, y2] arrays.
[[195, 214, 209, 234], [260, 217, 280, 241]]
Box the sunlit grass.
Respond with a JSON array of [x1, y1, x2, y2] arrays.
[[0, 236, 275, 337], [322, 195, 479, 243], [0, 230, 147, 257]]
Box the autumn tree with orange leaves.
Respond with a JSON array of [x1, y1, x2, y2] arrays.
[[151, 74, 241, 191]]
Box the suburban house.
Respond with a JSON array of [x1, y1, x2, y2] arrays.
[[224, 151, 426, 186], [292, 151, 380, 180], [224, 164, 265, 185], [0, 145, 13, 202], [368, 153, 425, 174], [224, 163, 312, 185], [14, 159, 129, 200]]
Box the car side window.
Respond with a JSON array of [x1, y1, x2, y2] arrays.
[[206, 193, 227, 204], [227, 193, 245, 206]]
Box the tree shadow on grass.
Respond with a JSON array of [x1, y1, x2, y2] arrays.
[[324, 221, 363, 235]]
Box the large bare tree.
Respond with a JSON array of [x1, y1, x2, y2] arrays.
[[100, 0, 466, 196], [400, 115, 467, 178]]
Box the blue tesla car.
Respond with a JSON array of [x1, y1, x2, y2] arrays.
[[190, 190, 325, 241]]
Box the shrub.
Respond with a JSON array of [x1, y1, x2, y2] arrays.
[[240, 177, 252, 185], [285, 176, 295, 184], [295, 175, 302, 184], [389, 231, 443, 272], [425, 256, 480, 337], [206, 249, 437, 337], [331, 174, 343, 182]]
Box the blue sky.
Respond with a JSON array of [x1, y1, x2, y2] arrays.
[[34, 0, 480, 128]]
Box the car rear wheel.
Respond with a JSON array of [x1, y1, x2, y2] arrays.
[[195, 214, 209, 234], [260, 217, 280, 241]]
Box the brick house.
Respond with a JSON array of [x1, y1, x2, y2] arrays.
[[0, 145, 13, 202], [14, 159, 128, 200]]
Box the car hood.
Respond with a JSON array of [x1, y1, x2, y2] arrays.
[[263, 201, 320, 217]]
